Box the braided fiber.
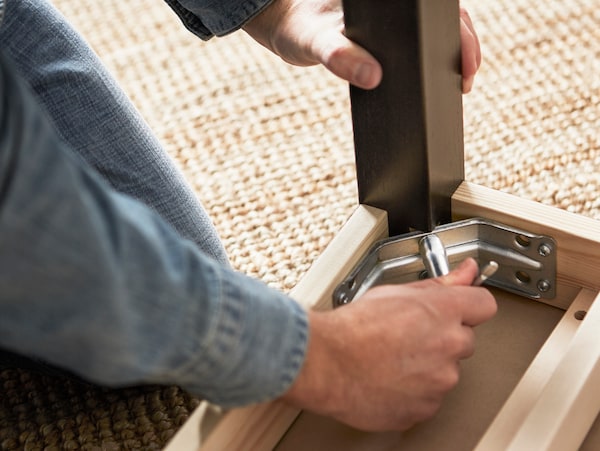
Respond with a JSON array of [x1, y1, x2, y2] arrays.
[[1, 0, 598, 448]]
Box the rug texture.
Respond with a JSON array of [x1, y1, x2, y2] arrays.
[[1, 0, 598, 449]]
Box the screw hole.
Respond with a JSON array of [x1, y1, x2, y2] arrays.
[[515, 271, 531, 284], [515, 235, 531, 248], [574, 310, 587, 321]]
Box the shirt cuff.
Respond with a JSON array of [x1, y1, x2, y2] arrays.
[[164, 0, 275, 40], [176, 263, 310, 407]]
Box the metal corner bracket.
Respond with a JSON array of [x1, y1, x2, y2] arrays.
[[333, 218, 557, 307]]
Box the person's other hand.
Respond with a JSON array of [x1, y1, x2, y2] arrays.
[[281, 258, 497, 431], [243, 0, 481, 92]]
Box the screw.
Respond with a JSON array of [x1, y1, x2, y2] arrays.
[[337, 292, 349, 305], [537, 279, 551, 293], [538, 243, 553, 257]]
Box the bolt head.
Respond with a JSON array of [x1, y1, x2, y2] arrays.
[[538, 243, 553, 257], [337, 292, 349, 305], [537, 279, 551, 293]]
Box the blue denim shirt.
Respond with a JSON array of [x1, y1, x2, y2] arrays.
[[164, 0, 274, 39], [0, 0, 309, 408]]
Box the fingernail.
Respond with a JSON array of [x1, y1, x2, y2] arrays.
[[455, 258, 473, 271], [463, 76, 474, 93], [353, 63, 375, 88]]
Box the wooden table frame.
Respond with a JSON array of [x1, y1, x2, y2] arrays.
[[166, 184, 600, 450], [166, 0, 600, 448]]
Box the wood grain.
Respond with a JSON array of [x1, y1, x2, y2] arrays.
[[453, 182, 600, 309], [475, 288, 596, 450], [504, 289, 600, 451]]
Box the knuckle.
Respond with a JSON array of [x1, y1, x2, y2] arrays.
[[433, 365, 460, 392], [321, 41, 347, 68], [434, 358, 462, 391], [415, 398, 444, 423], [443, 367, 461, 390], [444, 329, 473, 356]]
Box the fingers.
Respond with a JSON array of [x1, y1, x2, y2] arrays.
[[435, 258, 497, 327], [459, 8, 482, 93], [457, 326, 476, 359], [437, 257, 480, 286], [323, 8, 479, 93], [323, 6, 480, 92], [460, 8, 482, 68], [456, 284, 497, 327]]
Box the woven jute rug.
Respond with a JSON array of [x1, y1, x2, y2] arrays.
[[1, 0, 598, 449]]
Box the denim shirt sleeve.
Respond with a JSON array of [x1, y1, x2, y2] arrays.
[[0, 50, 308, 407], [163, 0, 275, 39]]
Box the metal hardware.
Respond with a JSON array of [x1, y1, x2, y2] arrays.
[[473, 261, 499, 286], [419, 235, 450, 277], [333, 218, 557, 306]]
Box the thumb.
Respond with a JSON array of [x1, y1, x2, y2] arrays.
[[437, 258, 479, 287], [314, 31, 382, 89], [436, 258, 498, 327]]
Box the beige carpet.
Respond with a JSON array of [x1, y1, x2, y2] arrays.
[[1, 0, 599, 448]]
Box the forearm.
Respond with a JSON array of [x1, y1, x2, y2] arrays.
[[0, 50, 308, 407]]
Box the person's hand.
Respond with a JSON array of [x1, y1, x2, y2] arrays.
[[243, 0, 481, 92], [281, 258, 497, 431]]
